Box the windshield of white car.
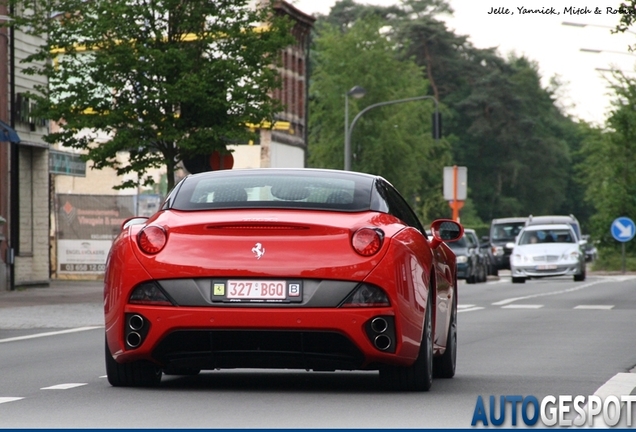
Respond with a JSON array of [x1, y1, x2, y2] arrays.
[[519, 229, 575, 245]]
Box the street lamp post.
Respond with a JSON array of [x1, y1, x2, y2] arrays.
[[344, 86, 366, 171], [344, 95, 440, 171]]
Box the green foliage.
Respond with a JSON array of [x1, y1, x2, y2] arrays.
[[578, 71, 636, 254], [592, 247, 636, 272], [7, 0, 293, 190], [307, 15, 452, 220]]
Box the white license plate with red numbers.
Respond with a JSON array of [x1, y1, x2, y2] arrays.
[[227, 280, 287, 300]]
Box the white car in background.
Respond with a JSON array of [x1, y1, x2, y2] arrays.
[[510, 224, 586, 284]]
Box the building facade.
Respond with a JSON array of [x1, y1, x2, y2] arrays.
[[227, 1, 315, 170], [0, 5, 50, 290]]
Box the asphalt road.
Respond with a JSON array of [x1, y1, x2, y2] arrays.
[[0, 274, 635, 428]]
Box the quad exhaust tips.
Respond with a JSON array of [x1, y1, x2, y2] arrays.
[[366, 316, 396, 353], [125, 313, 148, 349]]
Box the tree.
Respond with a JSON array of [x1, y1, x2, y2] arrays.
[[578, 71, 636, 252], [307, 15, 452, 219], [7, 0, 293, 190]]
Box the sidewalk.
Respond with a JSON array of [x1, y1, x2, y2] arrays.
[[0, 279, 103, 329]]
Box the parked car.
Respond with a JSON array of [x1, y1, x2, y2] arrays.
[[446, 228, 486, 284], [478, 236, 497, 277], [484, 217, 528, 273], [510, 224, 586, 283], [465, 229, 489, 282], [104, 168, 464, 391]]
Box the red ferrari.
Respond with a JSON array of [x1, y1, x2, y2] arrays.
[[104, 168, 463, 391]]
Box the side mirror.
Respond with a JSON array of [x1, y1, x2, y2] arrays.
[[481, 235, 490, 242], [505, 242, 515, 249], [429, 219, 463, 249]]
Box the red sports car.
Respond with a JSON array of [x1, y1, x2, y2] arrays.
[[104, 168, 463, 391]]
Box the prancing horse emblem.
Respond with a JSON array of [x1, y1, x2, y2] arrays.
[[251, 243, 265, 259]]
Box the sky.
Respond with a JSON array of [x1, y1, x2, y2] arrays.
[[290, 0, 636, 125]]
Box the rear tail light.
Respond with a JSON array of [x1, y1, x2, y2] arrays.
[[138, 225, 167, 254], [341, 283, 390, 307], [129, 282, 173, 306], [352, 227, 384, 256]]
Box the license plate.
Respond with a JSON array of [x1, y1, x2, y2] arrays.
[[211, 280, 302, 303], [228, 280, 287, 299], [536, 264, 557, 270]]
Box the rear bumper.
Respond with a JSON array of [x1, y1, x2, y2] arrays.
[[108, 306, 418, 371]]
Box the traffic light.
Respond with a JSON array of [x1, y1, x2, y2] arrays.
[[432, 112, 442, 139]]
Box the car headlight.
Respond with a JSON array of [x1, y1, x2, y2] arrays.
[[563, 251, 580, 260], [511, 254, 530, 264], [456, 255, 468, 264]]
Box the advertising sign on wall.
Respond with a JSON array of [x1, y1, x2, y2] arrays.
[[56, 194, 136, 274]]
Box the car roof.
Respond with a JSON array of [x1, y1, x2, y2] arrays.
[[526, 214, 578, 224], [491, 217, 528, 224], [522, 223, 573, 231]]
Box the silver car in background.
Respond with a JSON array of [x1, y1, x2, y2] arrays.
[[510, 224, 586, 284]]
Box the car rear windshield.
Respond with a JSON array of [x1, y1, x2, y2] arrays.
[[170, 172, 373, 212]]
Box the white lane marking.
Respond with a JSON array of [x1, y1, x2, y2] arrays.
[[41, 383, 88, 390], [492, 279, 606, 306], [458, 304, 476, 309], [458, 307, 485, 313], [594, 373, 636, 400], [0, 397, 24, 404], [575, 372, 636, 427], [0, 326, 103, 344], [501, 304, 543, 309], [607, 275, 636, 282], [574, 305, 615, 310]]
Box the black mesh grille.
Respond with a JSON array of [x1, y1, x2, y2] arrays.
[[152, 330, 365, 371]]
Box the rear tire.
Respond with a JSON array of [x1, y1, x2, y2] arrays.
[[105, 338, 162, 387], [380, 291, 433, 391], [434, 295, 457, 379], [512, 277, 526, 284]]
